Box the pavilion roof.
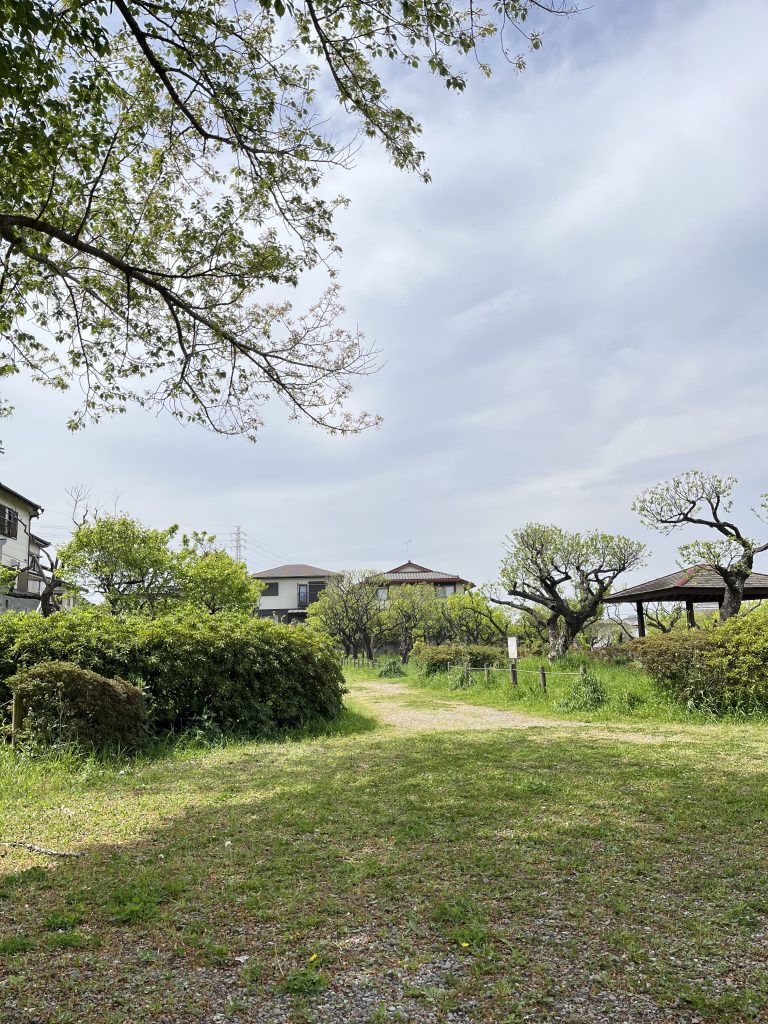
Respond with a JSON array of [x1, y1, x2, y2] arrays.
[[605, 565, 768, 604]]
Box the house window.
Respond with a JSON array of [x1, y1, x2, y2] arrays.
[[377, 586, 388, 605], [297, 583, 309, 607], [308, 581, 326, 604], [436, 584, 456, 599], [262, 582, 279, 597], [0, 504, 18, 539]]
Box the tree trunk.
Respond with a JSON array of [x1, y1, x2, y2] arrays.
[[720, 579, 746, 621], [547, 619, 575, 661], [399, 634, 413, 664], [39, 578, 64, 617]]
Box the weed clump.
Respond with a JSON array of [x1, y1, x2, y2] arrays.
[[378, 657, 405, 678], [558, 666, 607, 712]]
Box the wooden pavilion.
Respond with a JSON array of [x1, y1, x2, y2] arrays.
[[604, 565, 768, 637]]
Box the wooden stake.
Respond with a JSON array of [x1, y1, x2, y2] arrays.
[[11, 692, 23, 748], [539, 666, 547, 691]]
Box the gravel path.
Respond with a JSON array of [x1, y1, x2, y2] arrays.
[[349, 678, 583, 732]]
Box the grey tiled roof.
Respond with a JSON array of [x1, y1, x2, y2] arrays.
[[252, 563, 335, 579]]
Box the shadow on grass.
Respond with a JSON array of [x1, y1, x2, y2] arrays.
[[2, 729, 768, 1021], [1, 704, 381, 786], [282, 704, 381, 742]]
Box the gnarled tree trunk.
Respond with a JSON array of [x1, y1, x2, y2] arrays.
[[720, 573, 748, 621], [547, 618, 577, 661]]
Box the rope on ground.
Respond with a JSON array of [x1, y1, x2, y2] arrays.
[[1, 840, 83, 858]]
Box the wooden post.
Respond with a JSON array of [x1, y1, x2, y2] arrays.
[[484, 666, 489, 684], [11, 692, 23, 748], [510, 661, 518, 688], [636, 601, 646, 638], [539, 666, 547, 691], [686, 600, 696, 629]]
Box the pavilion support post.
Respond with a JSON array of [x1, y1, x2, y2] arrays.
[[685, 600, 696, 629], [636, 602, 646, 638]]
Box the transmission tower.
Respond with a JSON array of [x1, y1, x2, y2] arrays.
[[232, 526, 246, 562]]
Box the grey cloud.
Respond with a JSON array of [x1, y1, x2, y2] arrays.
[[2, 0, 768, 587]]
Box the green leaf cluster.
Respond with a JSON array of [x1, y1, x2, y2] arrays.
[[0, 0, 562, 438], [410, 642, 507, 676], [8, 659, 146, 750], [633, 607, 768, 715], [57, 514, 263, 615], [0, 606, 345, 735]]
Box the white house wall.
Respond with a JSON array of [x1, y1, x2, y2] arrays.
[[0, 491, 35, 572], [258, 577, 325, 612]]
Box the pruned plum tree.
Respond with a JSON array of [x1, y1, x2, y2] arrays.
[[633, 471, 768, 621], [490, 523, 647, 660], [306, 570, 387, 659]]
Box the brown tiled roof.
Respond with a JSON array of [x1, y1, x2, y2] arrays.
[[383, 561, 471, 586], [252, 563, 335, 579], [605, 565, 768, 603]]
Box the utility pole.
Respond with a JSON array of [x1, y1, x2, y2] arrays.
[[232, 526, 246, 563]]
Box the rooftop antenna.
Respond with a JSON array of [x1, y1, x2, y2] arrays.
[[405, 539, 412, 562]]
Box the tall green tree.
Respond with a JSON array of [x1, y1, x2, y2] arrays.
[[58, 515, 180, 613], [633, 471, 768, 621], [491, 523, 647, 660], [0, 0, 571, 439], [178, 532, 264, 613], [58, 515, 261, 614]]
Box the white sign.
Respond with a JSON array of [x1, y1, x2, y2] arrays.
[[507, 636, 518, 660]]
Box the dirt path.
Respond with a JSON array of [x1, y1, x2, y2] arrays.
[[348, 677, 584, 732]]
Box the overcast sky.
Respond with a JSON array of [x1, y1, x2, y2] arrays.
[[2, 0, 768, 587]]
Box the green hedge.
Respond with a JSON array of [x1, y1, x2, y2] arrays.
[[9, 661, 146, 749], [633, 611, 768, 715], [0, 607, 345, 735], [410, 642, 508, 677]]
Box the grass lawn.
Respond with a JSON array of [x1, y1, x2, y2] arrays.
[[372, 656, 768, 726], [1, 675, 768, 1023]]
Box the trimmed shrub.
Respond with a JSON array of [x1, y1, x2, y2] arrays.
[[9, 661, 146, 749], [0, 606, 345, 735], [633, 610, 768, 715], [558, 666, 607, 712], [411, 642, 507, 677], [378, 657, 405, 678]]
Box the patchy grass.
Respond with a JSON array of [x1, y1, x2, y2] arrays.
[[346, 656, 768, 726], [1, 680, 768, 1022]]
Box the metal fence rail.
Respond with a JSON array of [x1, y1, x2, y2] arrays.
[[342, 655, 586, 693]]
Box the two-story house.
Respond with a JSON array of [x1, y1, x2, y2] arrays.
[[253, 563, 335, 623], [377, 561, 472, 603], [0, 481, 46, 613], [253, 559, 473, 622]]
